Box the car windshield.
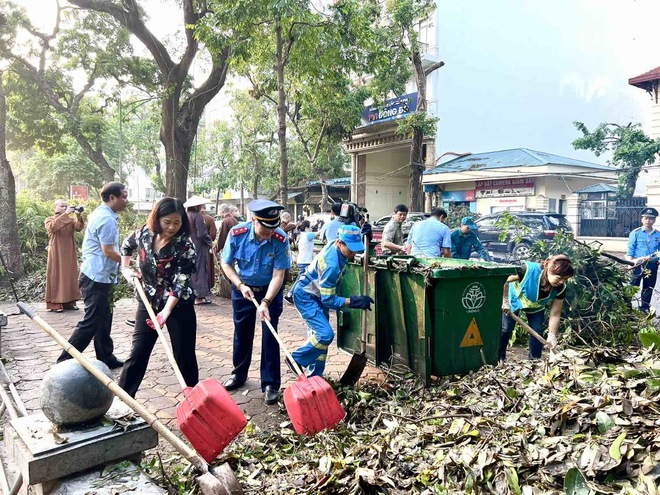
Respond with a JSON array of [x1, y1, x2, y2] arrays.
[[522, 216, 544, 230], [544, 215, 572, 230]]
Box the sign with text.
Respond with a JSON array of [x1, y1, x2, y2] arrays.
[[70, 185, 89, 201], [475, 178, 535, 198], [442, 190, 475, 202], [361, 93, 418, 126]]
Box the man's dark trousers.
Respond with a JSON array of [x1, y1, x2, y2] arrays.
[[57, 274, 115, 363], [630, 262, 659, 312], [230, 286, 283, 392]]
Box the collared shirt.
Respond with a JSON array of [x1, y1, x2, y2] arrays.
[[451, 229, 488, 260], [381, 219, 403, 255], [628, 226, 660, 261], [121, 225, 197, 309], [80, 203, 120, 283], [406, 218, 451, 257], [221, 222, 291, 287], [322, 218, 345, 243], [296, 241, 349, 309]]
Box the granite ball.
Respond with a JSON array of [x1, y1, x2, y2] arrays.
[[40, 358, 114, 427]]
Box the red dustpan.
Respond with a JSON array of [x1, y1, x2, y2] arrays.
[[252, 298, 345, 435], [135, 281, 247, 461]]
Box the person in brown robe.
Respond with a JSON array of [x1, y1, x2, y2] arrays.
[[45, 199, 85, 312], [201, 204, 218, 291], [184, 196, 214, 304], [214, 203, 238, 298]]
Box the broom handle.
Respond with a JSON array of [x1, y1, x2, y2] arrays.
[[133, 280, 188, 391], [16, 303, 210, 475], [504, 309, 548, 346], [251, 298, 304, 376]]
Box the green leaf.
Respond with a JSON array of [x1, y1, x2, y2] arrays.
[[506, 467, 522, 495], [639, 331, 660, 350], [609, 432, 627, 460], [563, 467, 590, 495], [595, 411, 614, 434]]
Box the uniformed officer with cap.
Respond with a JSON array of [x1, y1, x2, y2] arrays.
[[627, 207, 660, 314], [220, 199, 291, 404], [289, 225, 374, 377]]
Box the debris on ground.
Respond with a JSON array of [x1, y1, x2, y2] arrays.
[[217, 346, 660, 494]]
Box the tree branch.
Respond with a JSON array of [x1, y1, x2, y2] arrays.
[[186, 46, 231, 123], [424, 60, 445, 77], [67, 0, 175, 76]]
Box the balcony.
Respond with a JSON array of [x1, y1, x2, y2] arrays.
[[418, 42, 441, 70]]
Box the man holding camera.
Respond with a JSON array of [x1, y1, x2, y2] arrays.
[[45, 200, 85, 312], [57, 182, 128, 369]]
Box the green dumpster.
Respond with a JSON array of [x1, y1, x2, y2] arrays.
[[337, 256, 516, 383]]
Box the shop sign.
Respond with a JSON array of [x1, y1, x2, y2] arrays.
[[361, 93, 418, 126], [442, 190, 475, 202], [475, 178, 535, 198]]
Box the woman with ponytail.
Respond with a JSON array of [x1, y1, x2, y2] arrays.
[[501, 254, 575, 360]]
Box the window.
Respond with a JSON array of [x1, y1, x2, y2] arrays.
[[548, 198, 557, 212]]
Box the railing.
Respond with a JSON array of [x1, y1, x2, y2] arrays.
[[579, 198, 646, 237]]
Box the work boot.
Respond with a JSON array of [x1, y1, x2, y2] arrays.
[[264, 385, 279, 405]]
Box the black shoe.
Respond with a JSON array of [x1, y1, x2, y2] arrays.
[[284, 294, 294, 305], [264, 385, 279, 405], [125, 319, 135, 327], [102, 357, 125, 369], [224, 375, 245, 391]]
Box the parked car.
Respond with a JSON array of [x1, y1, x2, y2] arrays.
[[474, 212, 573, 259]]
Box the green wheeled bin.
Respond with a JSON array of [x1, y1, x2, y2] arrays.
[[337, 256, 517, 384]]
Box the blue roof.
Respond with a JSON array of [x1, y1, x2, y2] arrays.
[[307, 177, 351, 186], [424, 148, 613, 175], [576, 183, 618, 194]]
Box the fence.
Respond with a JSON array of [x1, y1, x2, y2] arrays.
[[578, 198, 646, 238]]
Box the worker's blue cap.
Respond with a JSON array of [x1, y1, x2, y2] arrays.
[[461, 216, 477, 230], [338, 225, 365, 252], [248, 200, 284, 228]]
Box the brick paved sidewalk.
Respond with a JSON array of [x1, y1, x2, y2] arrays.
[[0, 296, 380, 438]]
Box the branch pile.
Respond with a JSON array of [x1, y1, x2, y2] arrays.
[[220, 347, 660, 494]]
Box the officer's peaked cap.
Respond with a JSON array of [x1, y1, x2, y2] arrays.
[[641, 207, 659, 218], [249, 200, 284, 228]]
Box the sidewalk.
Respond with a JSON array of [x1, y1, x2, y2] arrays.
[[0, 297, 380, 436]]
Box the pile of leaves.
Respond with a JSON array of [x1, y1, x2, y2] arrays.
[[218, 347, 660, 494]]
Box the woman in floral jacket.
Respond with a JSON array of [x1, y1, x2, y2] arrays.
[[118, 197, 198, 398]]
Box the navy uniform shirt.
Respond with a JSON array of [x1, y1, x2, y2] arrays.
[[221, 222, 291, 286], [627, 227, 660, 261]]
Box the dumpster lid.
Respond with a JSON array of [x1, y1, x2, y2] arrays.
[[412, 257, 518, 278]]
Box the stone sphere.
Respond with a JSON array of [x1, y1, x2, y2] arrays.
[[40, 359, 114, 427]]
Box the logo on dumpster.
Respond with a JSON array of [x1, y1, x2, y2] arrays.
[[462, 282, 486, 312]]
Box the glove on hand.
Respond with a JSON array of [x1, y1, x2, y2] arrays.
[[146, 312, 168, 330], [546, 332, 558, 349], [121, 266, 139, 283], [349, 295, 374, 310]]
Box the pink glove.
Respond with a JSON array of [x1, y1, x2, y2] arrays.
[[146, 312, 167, 330]]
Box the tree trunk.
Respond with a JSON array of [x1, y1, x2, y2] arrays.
[[252, 154, 260, 199], [409, 49, 427, 213], [320, 179, 330, 212], [161, 92, 194, 201], [0, 72, 24, 278], [275, 22, 289, 210]]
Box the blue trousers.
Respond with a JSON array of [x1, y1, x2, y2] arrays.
[[500, 310, 545, 360], [630, 262, 658, 312], [291, 291, 333, 377], [230, 286, 283, 391]]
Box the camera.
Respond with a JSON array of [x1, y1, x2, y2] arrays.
[[338, 201, 367, 226], [72, 205, 85, 213]]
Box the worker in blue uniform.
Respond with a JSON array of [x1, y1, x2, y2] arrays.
[[451, 216, 490, 260], [290, 225, 373, 377], [626, 207, 660, 314], [220, 200, 291, 405]]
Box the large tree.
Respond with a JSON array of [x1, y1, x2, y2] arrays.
[[573, 121, 660, 199], [383, 0, 444, 212], [66, 0, 231, 200], [0, 70, 23, 277]]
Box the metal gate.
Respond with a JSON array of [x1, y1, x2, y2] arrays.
[[579, 198, 646, 238]]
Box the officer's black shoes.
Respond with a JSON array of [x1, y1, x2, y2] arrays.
[[103, 356, 125, 369], [284, 294, 294, 305], [264, 385, 279, 405], [224, 375, 245, 391]]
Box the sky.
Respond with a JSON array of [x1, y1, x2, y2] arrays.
[[13, 0, 660, 169], [434, 0, 658, 166]]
